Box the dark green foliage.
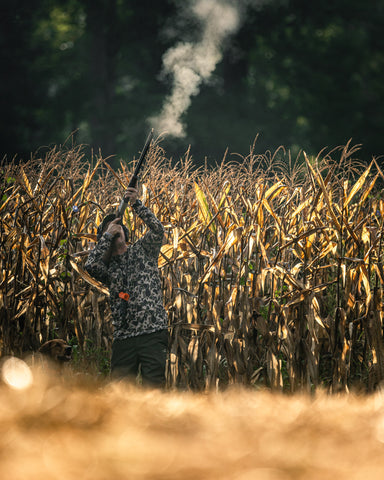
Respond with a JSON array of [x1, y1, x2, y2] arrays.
[[1, 0, 384, 164]]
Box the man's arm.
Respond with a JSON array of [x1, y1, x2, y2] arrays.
[[84, 233, 114, 285], [122, 187, 164, 255], [132, 200, 164, 255]]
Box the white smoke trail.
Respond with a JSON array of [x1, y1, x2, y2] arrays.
[[150, 0, 241, 138]]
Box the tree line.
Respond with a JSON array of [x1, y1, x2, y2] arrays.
[[1, 0, 384, 166]]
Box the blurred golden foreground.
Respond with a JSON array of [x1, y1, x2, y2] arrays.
[[1, 360, 384, 480]]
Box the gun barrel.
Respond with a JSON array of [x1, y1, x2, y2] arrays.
[[128, 129, 153, 187], [117, 129, 153, 218]]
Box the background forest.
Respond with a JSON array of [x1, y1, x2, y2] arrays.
[[1, 0, 384, 166]]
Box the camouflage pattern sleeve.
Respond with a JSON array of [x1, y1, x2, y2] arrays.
[[84, 233, 114, 286], [131, 200, 164, 256]]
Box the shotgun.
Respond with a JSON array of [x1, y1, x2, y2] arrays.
[[116, 128, 153, 219]]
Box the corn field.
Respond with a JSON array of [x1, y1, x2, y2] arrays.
[[1, 141, 384, 392]]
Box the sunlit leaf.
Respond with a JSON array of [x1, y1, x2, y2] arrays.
[[344, 162, 372, 208]]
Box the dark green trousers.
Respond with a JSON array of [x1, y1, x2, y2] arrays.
[[111, 329, 168, 387]]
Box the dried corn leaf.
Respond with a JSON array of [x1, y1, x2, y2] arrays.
[[200, 225, 242, 283], [344, 162, 372, 208], [304, 153, 342, 232], [194, 182, 215, 233], [69, 258, 109, 295]]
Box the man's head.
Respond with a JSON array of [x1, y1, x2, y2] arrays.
[[97, 214, 129, 256]]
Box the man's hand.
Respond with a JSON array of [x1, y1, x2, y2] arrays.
[[106, 217, 124, 238], [123, 187, 138, 204]]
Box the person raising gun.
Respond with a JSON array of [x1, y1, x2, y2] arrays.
[[85, 186, 168, 387]]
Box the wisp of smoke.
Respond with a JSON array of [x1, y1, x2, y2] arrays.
[[150, 0, 241, 138]]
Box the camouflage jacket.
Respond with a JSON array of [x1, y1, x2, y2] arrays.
[[85, 200, 168, 340]]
